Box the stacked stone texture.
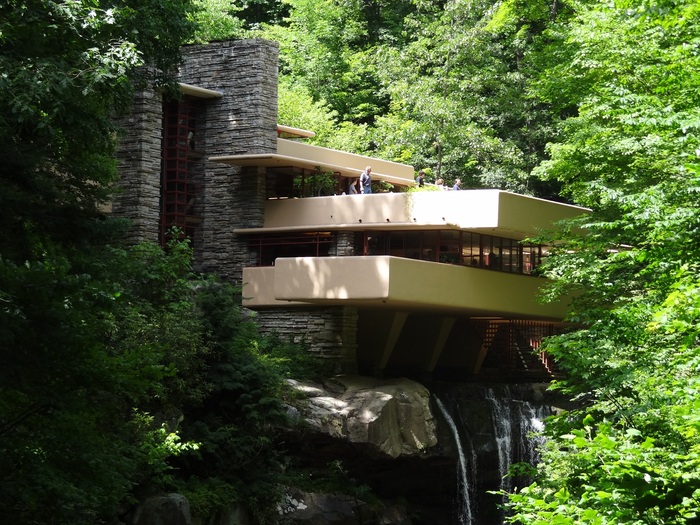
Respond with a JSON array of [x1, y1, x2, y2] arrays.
[[179, 40, 278, 280], [112, 88, 163, 244], [255, 307, 359, 373], [333, 231, 356, 256], [115, 39, 359, 369]]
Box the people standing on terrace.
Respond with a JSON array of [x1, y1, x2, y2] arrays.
[[417, 170, 425, 187], [436, 178, 445, 190], [348, 178, 359, 194], [452, 178, 461, 191], [360, 166, 372, 194]]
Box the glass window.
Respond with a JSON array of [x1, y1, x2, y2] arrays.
[[403, 232, 422, 260], [389, 232, 405, 258], [248, 233, 334, 266], [439, 230, 461, 264], [251, 230, 550, 275], [420, 231, 439, 261]]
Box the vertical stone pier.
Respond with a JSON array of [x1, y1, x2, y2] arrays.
[[179, 40, 279, 280], [114, 39, 359, 371]]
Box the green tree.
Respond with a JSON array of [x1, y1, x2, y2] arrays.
[[263, 0, 390, 125], [0, 1, 199, 522], [0, 237, 205, 523], [0, 0, 195, 262], [506, 1, 700, 522], [372, 0, 570, 191], [169, 282, 290, 523], [189, 0, 247, 42], [277, 78, 338, 143], [188, 0, 291, 43], [160, 277, 333, 523]]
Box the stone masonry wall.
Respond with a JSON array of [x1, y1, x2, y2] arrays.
[[331, 231, 356, 256], [254, 306, 359, 373], [112, 88, 163, 244], [178, 39, 278, 280], [177, 41, 361, 364], [114, 40, 359, 367]]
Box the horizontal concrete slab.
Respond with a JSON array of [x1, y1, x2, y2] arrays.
[[242, 256, 570, 320], [236, 190, 588, 241]]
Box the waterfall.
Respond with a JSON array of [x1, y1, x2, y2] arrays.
[[435, 384, 552, 525], [435, 397, 474, 524], [485, 387, 513, 493], [485, 385, 549, 514], [513, 398, 547, 477]]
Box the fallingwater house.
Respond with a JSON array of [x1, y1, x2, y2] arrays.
[[112, 39, 588, 382]]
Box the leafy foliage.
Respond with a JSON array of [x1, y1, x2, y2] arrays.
[[0, 0, 195, 263], [277, 78, 338, 143], [0, 232, 314, 524], [0, 1, 308, 523], [254, 0, 572, 193], [189, 0, 248, 42], [0, 1, 198, 520], [504, 1, 700, 523], [168, 280, 331, 523], [0, 236, 203, 523], [6, 0, 700, 522]]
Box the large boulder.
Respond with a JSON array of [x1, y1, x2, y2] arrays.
[[277, 492, 360, 525], [286, 375, 437, 458], [278, 491, 412, 525], [131, 493, 191, 525]]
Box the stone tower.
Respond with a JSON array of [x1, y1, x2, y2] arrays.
[[113, 39, 279, 281]]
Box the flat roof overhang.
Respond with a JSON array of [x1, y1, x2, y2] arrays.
[[179, 83, 224, 98], [233, 190, 589, 241], [277, 124, 316, 138], [242, 256, 570, 321], [210, 138, 415, 188]]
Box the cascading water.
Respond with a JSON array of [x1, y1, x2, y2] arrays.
[[435, 384, 552, 525], [435, 397, 474, 524], [514, 398, 547, 471], [485, 387, 513, 494], [485, 386, 550, 518]]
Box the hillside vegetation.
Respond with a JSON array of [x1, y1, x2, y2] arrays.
[[2, 0, 700, 523]]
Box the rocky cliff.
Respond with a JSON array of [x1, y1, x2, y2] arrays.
[[131, 376, 558, 525]]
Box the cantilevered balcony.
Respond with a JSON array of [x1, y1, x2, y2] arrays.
[[242, 256, 569, 320], [237, 189, 587, 240], [210, 138, 415, 188], [238, 191, 588, 319]]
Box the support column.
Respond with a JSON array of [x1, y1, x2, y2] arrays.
[[425, 317, 456, 373], [376, 311, 409, 374]]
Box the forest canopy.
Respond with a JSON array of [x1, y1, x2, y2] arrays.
[[2, 0, 700, 523]]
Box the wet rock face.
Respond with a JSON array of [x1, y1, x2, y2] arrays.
[[286, 375, 438, 458], [130, 380, 558, 525], [277, 491, 413, 525], [281, 376, 456, 525], [281, 379, 560, 525], [131, 493, 192, 525]]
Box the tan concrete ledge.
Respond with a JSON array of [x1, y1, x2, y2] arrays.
[[210, 138, 415, 187], [236, 190, 589, 241], [242, 256, 570, 321], [179, 83, 224, 98]]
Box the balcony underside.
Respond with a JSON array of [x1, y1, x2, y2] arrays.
[[354, 312, 561, 382], [210, 138, 416, 187]]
